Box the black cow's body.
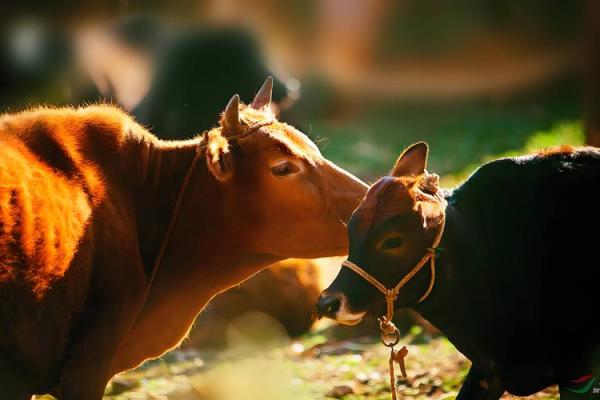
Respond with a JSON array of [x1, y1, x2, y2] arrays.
[[415, 149, 600, 397], [319, 145, 600, 399]]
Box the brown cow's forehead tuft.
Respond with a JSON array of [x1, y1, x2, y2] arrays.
[[265, 123, 320, 160], [239, 103, 277, 124], [238, 104, 321, 163]]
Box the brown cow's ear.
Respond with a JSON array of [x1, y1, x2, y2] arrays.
[[221, 94, 241, 137], [391, 142, 429, 177], [206, 131, 233, 181]]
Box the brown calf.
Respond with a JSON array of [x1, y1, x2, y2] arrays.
[[0, 79, 367, 399]]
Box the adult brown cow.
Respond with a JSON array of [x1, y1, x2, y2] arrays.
[[0, 78, 367, 400]]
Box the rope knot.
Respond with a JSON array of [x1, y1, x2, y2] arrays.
[[386, 288, 399, 301], [378, 316, 397, 335]]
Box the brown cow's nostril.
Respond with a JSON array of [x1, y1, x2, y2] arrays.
[[316, 294, 341, 318]]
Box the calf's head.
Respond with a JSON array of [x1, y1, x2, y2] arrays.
[[316, 142, 446, 324], [202, 78, 368, 258]]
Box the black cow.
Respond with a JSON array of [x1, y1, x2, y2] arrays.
[[1, 16, 292, 140], [76, 15, 291, 139], [317, 142, 600, 399]]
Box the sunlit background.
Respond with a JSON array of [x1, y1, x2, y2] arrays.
[[4, 1, 593, 399]]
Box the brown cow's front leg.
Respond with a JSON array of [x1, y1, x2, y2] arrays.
[[457, 366, 505, 400], [58, 251, 147, 400], [0, 354, 33, 400]]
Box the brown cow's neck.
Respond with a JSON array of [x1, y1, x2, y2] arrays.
[[135, 140, 201, 275], [113, 139, 283, 372], [135, 137, 282, 294]]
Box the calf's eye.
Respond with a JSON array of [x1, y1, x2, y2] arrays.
[[271, 161, 301, 177], [381, 237, 404, 250]]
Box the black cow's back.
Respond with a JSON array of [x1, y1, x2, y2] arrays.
[[448, 147, 600, 391]]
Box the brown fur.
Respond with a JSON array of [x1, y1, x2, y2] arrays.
[[186, 258, 322, 348], [536, 144, 577, 156], [0, 102, 367, 399], [0, 107, 121, 297], [354, 173, 445, 236]]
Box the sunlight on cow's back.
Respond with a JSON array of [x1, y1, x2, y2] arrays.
[[0, 108, 118, 297]]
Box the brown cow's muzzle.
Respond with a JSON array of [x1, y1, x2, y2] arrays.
[[322, 159, 368, 221]]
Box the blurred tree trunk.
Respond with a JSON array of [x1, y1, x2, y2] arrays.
[[584, 0, 600, 147], [317, 0, 393, 77]]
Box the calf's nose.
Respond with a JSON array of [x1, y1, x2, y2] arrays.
[[316, 292, 342, 319]]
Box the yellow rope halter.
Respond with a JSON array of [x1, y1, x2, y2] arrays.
[[341, 216, 446, 400]]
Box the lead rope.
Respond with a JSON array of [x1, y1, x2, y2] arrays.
[[141, 119, 275, 295], [144, 139, 205, 296], [341, 216, 445, 400], [126, 119, 276, 341]]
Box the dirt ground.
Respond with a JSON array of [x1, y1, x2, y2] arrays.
[[91, 326, 559, 400]]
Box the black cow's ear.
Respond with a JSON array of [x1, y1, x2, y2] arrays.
[[391, 142, 429, 177], [206, 131, 234, 181]]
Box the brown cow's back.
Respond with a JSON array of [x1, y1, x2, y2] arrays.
[[0, 107, 135, 295], [0, 106, 135, 383]]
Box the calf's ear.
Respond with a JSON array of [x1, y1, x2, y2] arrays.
[[206, 131, 233, 181], [391, 142, 429, 177]]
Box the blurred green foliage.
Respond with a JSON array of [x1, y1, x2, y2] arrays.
[[443, 119, 583, 186], [295, 81, 581, 186]]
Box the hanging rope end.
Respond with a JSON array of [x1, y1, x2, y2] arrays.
[[393, 346, 409, 379]]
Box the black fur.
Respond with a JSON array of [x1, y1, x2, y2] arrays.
[[333, 148, 600, 398]]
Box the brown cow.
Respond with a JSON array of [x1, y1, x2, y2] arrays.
[[0, 79, 367, 399], [187, 258, 322, 349]]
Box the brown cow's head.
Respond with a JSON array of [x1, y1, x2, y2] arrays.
[[203, 78, 368, 258], [316, 142, 447, 324]]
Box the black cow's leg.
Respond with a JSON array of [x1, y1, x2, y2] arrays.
[[457, 366, 504, 400]]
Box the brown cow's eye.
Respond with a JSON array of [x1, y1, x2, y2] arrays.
[[271, 161, 300, 177], [381, 237, 404, 250]]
